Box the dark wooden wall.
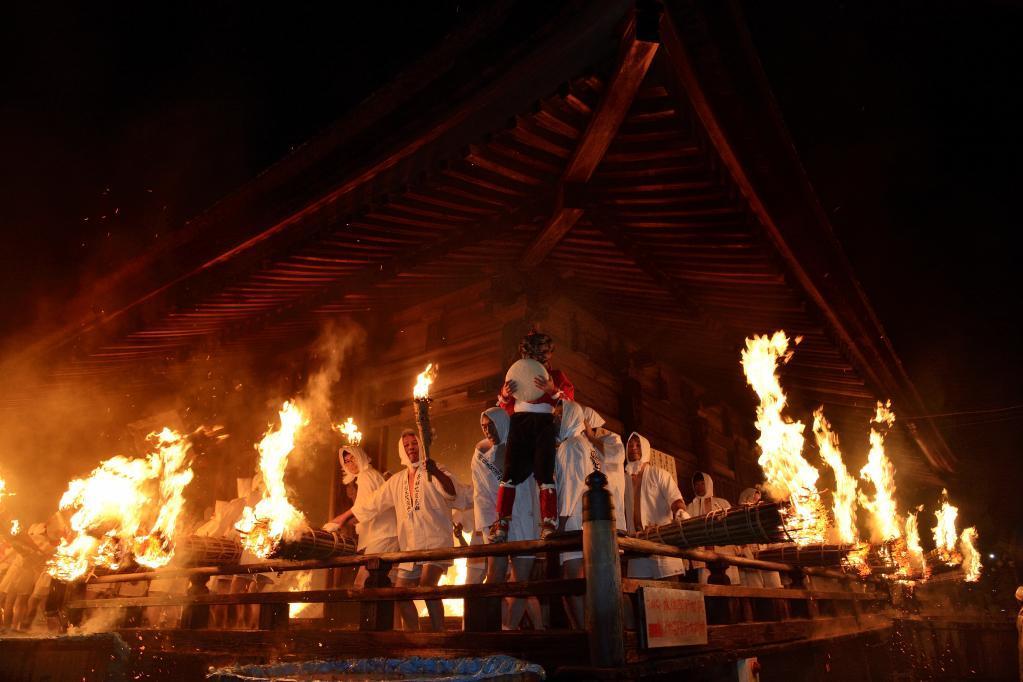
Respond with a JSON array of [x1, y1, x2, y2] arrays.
[[328, 282, 764, 511]]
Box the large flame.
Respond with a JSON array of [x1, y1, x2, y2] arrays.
[[48, 429, 194, 581], [741, 332, 826, 545], [235, 401, 309, 559], [336, 417, 363, 446], [959, 526, 981, 582], [931, 490, 961, 565], [287, 570, 314, 617], [413, 363, 437, 400], [812, 408, 859, 544], [858, 401, 901, 542], [900, 507, 927, 579]]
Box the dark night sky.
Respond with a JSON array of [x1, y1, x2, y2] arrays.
[[1, 2, 1020, 537]]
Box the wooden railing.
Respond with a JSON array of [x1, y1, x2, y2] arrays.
[[46, 473, 894, 671]]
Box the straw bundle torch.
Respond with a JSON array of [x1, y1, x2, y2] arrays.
[[413, 363, 437, 481], [336, 417, 363, 446]]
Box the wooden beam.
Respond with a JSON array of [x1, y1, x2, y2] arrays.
[[519, 12, 661, 268], [588, 209, 703, 321], [69, 578, 587, 610], [658, 1, 955, 475]]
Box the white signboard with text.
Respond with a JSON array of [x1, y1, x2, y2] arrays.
[[639, 586, 708, 648]]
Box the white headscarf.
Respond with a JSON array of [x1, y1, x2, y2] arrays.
[[341, 444, 373, 485], [397, 429, 425, 469], [557, 400, 586, 444], [482, 406, 510, 445], [693, 471, 715, 498], [581, 405, 605, 430], [625, 432, 651, 475]]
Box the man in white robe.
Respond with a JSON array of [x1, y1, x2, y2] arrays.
[[324, 444, 399, 587], [472, 407, 542, 629], [623, 432, 689, 580], [556, 400, 626, 629], [332, 429, 468, 631], [686, 471, 739, 584]]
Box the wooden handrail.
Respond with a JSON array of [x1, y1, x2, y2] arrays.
[[617, 536, 879, 584], [69, 578, 587, 610], [86, 535, 583, 584]]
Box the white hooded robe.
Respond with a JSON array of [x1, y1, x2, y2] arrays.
[[686, 471, 739, 585], [352, 432, 470, 571], [472, 407, 539, 543], [624, 432, 689, 579], [342, 444, 399, 554]]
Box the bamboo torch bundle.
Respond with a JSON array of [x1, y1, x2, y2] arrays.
[[412, 364, 437, 482], [177, 536, 243, 566], [755, 543, 854, 567], [633, 502, 788, 549], [270, 528, 358, 561]]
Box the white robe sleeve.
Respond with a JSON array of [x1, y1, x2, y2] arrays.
[[352, 475, 395, 523]]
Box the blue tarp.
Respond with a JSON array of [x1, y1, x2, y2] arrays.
[[208, 655, 545, 681]]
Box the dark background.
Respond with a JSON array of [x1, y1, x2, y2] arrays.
[[1, 2, 1019, 541]]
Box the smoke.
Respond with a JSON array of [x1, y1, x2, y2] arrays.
[[293, 319, 366, 462]]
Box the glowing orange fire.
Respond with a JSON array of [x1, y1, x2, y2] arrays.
[[48, 428, 194, 581], [858, 401, 901, 542], [959, 526, 981, 582], [899, 507, 927, 580], [741, 332, 826, 545], [417, 530, 470, 619], [413, 363, 437, 400], [235, 401, 309, 559], [335, 417, 363, 445], [931, 490, 961, 565], [812, 408, 859, 545]]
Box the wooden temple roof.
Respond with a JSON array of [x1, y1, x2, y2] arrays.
[[14, 0, 955, 485]]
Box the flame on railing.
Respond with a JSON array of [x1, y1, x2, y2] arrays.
[[812, 408, 859, 545], [858, 402, 901, 542], [959, 526, 981, 582], [48, 428, 194, 581], [900, 507, 927, 579], [235, 401, 310, 559], [931, 490, 961, 565], [741, 332, 827, 545]]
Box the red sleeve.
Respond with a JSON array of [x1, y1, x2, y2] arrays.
[[497, 393, 516, 416], [552, 369, 574, 401]]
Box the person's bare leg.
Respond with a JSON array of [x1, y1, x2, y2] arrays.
[[393, 575, 421, 631], [506, 557, 543, 630], [1, 592, 15, 628], [354, 566, 369, 588], [11, 595, 29, 630], [561, 559, 585, 630], [420, 564, 446, 632]]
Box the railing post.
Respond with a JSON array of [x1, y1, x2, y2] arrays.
[[46, 580, 84, 633], [359, 558, 394, 631], [259, 602, 290, 631], [582, 470, 625, 668], [180, 574, 211, 629]]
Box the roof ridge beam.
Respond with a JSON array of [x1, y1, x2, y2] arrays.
[[519, 5, 661, 269]]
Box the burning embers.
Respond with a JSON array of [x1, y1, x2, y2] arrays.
[[234, 401, 311, 559], [47, 428, 195, 581], [741, 331, 981, 583]]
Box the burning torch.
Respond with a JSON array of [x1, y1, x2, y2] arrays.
[[413, 363, 437, 482], [336, 417, 363, 447]]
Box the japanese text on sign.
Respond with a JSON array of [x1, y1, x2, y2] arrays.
[[640, 587, 708, 647]]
